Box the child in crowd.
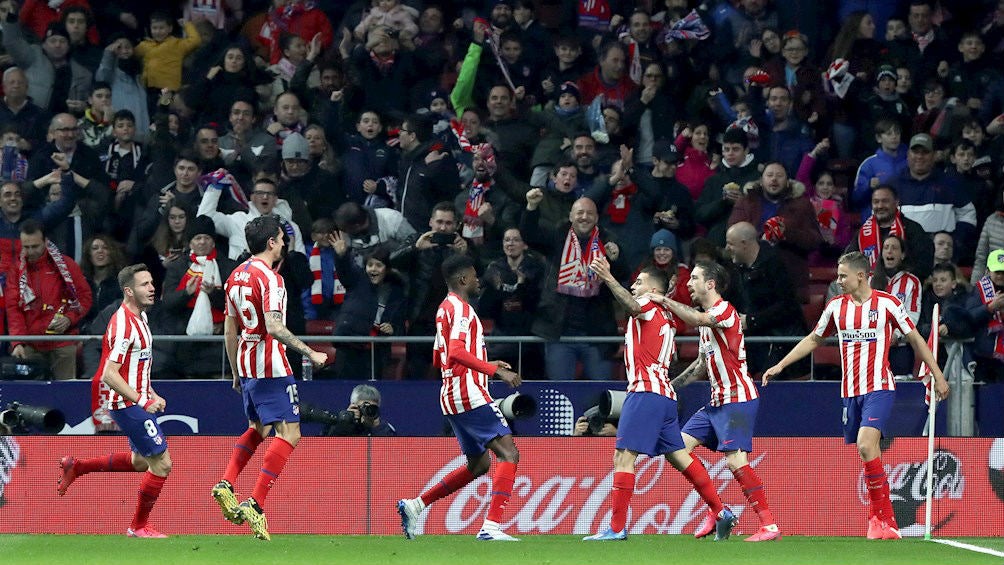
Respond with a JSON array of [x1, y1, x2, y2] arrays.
[[135, 12, 202, 113]]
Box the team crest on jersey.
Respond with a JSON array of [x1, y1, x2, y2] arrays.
[[896, 293, 906, 302], [457, 317, 471, 333], [292, 405, 300, 415], [868, 309, 878, 322]]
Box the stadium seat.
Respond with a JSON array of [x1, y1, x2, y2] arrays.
[[802, 293, 825, 328]]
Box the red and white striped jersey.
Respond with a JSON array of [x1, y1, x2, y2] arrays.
[[625, 297, 677, 399], [224, 257, 293, 379], [813, 290, 916, 398], [700, 299, 758, 406], [886, 271, 922, 338], [435, 293, 493, 415], [99, 305, 153, 410]]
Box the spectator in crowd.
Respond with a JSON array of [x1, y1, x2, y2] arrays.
[[918, 262, 972, 362], [264, 91, 307, 147], [333, 200, 416, 265], [901, 0, 953, 87], [323, 102, 397, 209], [396, 113, 459, 232], [347, 26, 422, 115], [18, 0, 98, 43], [577, 41, 636, 108], [79, 234, 125, 331], [26, 114, 107, 212], [129, 202, 189, 290], [966, 249, 1004, 382], [674, 122, 717, 201], [0, 174, 77, 275], [61, 6, 101, 73], [724, 221, 807, 377], [539, 34, 590, 107], [130, 154, 204, 261], [847, 185, 934, 282], [520, 161, 581, 231], [851, 119, 907, 212], [198, 176, 303, 260], [330, 237, 407, 380], [697, 128, 760, 246], [891, 133, 977, 255], [256, 0, 333, 65], [972, 193, 1004, 285], [160, 215, 236, 378], [635, 229, 691, 308], [218, 99, 278, 183], [623, 61, 676, 166], [528, 81, 587, 188], [521, 196, 625, 380], [268, 33, 318, 103], [0, 67, 50, 152], [326, 384, 397, 436], [278, 132, 345, 235], [303, 124, 338, 175], [95, 35, 150, 143], [795, 139, 852, 266], [303, 218, 344, 323], [452, 143, 520, 266], [480, 227, 546, 377], [728, 162, 821, 301], [396, 201, 471, 379], [5, 219, 92, 380], [1, 19, 92, 115], [755, 85, 814, 177], [135, 12, 202, 108], [871, 234, 923, 377]]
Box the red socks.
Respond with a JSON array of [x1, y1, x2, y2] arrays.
[[250, 437, 294, 508], [733, 465, 775, 527], [223, 428, 264, 485], [131, 472, 166, 530], [610, 472, 635, 532], [75, 452, 135, 475], [420, 465, 476, 506], [863, 458, 895, 526], [486, 461, 517, 523], [682, 459, 724, 516]]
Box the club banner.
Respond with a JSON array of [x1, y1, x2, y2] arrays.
[[2, 437, 1002, 537]]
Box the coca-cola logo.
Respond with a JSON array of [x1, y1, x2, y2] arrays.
[[413, 453, 763, 535]]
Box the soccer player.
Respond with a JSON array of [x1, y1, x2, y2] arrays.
[[581, 257, 738, 542], [397, 254, 523, 541], [56, 264, 171, 538], [211, 215, 328, 541], [647, 261, 781, 542], [763, 251, 949, 540]]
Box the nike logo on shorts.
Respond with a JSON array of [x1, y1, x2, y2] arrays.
[[867, 417, 879, 421]]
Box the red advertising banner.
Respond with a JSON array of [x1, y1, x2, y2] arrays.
[[1, 436, 1002, 537]]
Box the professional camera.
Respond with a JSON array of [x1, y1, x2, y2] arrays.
[[301, 403, 378, 436], [359, 403, 380, 419], [582, 390, 626, 435], [494, 393, 537, 420], [0, 402, 65, 433]]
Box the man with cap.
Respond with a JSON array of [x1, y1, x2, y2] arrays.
[[858, 64, 911, 155], [279, 131, 345, 236], [0, 16, 92, 114], [528, 81, 587, 188], [966, 249, 1004, 382], [890, 133, 976, 254], [160, 215, 237, 378]]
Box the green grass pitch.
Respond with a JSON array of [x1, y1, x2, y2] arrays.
[[3, 535, 1002, 565]]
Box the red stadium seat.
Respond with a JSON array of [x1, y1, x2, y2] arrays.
[[802, 293, 825, 328]]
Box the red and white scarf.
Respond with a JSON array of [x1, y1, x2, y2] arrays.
[[463, 144, 497, 243], [18, 240, 80, 312], [177, 248, 223, 335], [858, 212, 904, 271], [605, 182, 636, 224], [557, 226, 605, 297], [917, 303, 939, 406], [978, 275, 1004, 361], [309, 245, 345, 306]]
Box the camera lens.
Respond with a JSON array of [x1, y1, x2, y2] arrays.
[[360, 404, 380, 418]]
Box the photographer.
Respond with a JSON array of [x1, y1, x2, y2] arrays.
[[572, 406, 617, 437], [318, 384, 396, 437]]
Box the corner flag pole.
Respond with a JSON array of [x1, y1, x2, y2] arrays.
[[921, 303, 939, 541]]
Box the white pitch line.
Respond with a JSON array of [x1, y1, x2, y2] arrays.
[[930, 538, 1004, 558]]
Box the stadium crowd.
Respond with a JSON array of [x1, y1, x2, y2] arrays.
[[2, 0, 1004, 382]]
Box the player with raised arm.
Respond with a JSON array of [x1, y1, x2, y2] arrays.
[[397, 254, 524, 541], [646, 261, 781, 542], [581, 257, 738, 542], [210, 215, 328, 541], [57, 264, 171, 538], [763, 251, 949, 540]]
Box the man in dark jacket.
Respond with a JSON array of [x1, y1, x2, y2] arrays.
[[396, 114, 460, 232], [696, 129, 760, 246]]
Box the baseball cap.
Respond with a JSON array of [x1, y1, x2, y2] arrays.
[[652, 139, 679, 164], [558, 81, 580, 101], [876, 64, 897, 81], [988, 249, 1004, 272], [282, 132, 309, 160], [45, 23, 70, 42], [909, 133, 933, 151]]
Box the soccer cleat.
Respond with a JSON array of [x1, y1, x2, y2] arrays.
[[745, 526, 782, 542], [866, 516, 884, 539], [713, 507, 738, 541], [582, 528, 627, 541], [476, 527, 520, 541], [212, 480, 244, 525], [126, 526, 168, 538], [693, 509, 716, 539], [881, 522, 902, 540], [397, 498, 422, 540], [238, 498, 270, 541], [56, 456, 78, 496]]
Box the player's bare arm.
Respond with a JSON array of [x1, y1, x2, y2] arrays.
[[762, 333, 824, 385], [646, 293, 720, 328], [590, 256, 641, 316], [671, 356, 707, 389], [264, 311, 328, 366], [496, 366, 522, 387], [905, 330, 951, 400], [224, 315, 241, 392], [101, 359, 160, 413]]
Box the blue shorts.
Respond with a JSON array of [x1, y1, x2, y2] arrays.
[[111, 405, 167, 458], [242, 376, 300, 426], [615, 392, 685, 456], [681, 399, 759, 453], [842, 390, 895, 444], [446, 403, 511, 459]]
